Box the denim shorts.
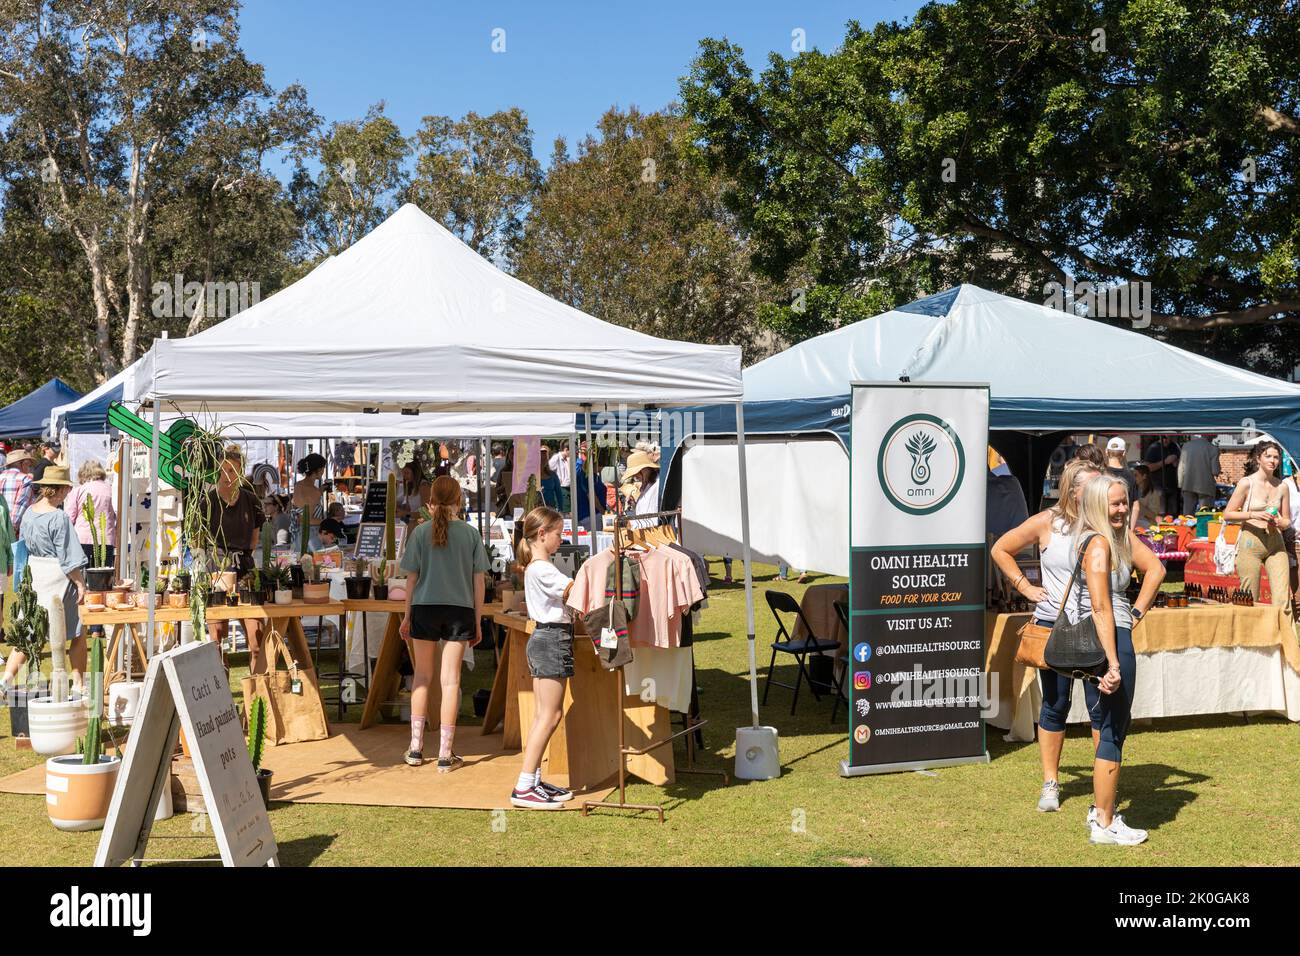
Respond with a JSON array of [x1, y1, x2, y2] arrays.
[[526, 623, 574, 679]]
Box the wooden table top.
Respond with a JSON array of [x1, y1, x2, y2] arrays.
[[83, 600, 346, 624]]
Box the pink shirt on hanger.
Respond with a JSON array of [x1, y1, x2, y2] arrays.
[[569, 547, 702, 648]]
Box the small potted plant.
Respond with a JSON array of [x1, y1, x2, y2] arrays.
[[247, 695, 272, 807], [81, 496, 114, 593], [46, 631, 120, 831], [371, 559, 390, 601], [302, 559, 330, 604], [272, 566, 294, 605], [237, 569, 255, 606], [344, 562, 371, 600]]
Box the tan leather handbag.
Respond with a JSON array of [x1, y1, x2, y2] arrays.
[[1013, 619, 1050, 669]]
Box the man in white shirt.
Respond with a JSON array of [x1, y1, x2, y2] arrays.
[[1177, 434, 1220, 514], [548, 443, 572, 511]]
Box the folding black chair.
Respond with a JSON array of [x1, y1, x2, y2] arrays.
[[830, 599, 851, 723], [763, 590, 843, 715]]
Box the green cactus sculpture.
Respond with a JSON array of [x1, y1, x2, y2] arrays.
[[80, 631, 104, 765], [247, 696, 267, 771]]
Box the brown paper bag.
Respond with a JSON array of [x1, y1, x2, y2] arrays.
[[241, 628, 330, 744]]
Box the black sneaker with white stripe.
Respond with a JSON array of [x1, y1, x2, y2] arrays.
[[510, 782, 564, 810], [537, 779, 573, 802]]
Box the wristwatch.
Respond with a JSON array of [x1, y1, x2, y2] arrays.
[[1132, 606, 1144, 621]]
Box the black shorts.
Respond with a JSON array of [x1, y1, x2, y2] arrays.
[[409, 604, 477, 641]]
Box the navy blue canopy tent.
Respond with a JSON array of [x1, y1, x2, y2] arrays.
[[0, 378, 81, 439], [661, 285, 1300, 575]]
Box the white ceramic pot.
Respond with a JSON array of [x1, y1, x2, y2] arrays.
[[29, 697, 88, 756], [45, 755, 121, 831], [107, 681, 144, 728], [274, 589, 293, 605]]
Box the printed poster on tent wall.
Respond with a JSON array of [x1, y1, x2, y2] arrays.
[[842, 382, 991, 776]]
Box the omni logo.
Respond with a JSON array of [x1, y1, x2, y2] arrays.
[[877, 414, 965, 515]]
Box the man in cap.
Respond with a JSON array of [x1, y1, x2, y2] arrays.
[[0, 448, 36, 536], [30, 440, 60, 483], [1104, 438, 1140, 529]]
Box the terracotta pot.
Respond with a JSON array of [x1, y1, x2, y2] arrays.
[[46, 755, 121, 831], [167, 592, 189, 608], [302, 582, 331, 604], [216, 571, 238, 592], [85, 591, 108, 608], [105, 589, 129, 608]]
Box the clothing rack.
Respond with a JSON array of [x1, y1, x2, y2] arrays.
[[580, 505, 727, 823]]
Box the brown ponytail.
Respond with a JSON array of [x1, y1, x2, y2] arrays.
[[516, 506, 563, 567], [428, 475, 462, 547]]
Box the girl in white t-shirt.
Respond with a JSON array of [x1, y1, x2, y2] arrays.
[[510, 507, 574, 810]]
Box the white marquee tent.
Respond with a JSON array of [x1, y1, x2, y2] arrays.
[[123, 204, 766, 737]]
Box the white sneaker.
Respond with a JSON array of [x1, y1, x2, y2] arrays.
[[1086, 804, 1098, 828], [1090, 813, 1148, 845], [1037, 779, 1061, 812]]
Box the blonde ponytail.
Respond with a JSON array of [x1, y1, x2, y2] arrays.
[[517, 506, 563, 566]]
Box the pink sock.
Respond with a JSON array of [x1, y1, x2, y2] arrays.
[[439, 723, 456, 760], [409, 716, 426, 753]]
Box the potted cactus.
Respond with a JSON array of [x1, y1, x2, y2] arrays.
[[272, 565, 294, 605], [302, 558, 330, 604], [81, 497, 114, 593], [372, 558, 390, 601], [45, 630, 120, 831], [247, 696, 272, 806], [5, 565, 49, 737]]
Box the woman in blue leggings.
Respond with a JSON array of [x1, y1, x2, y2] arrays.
[[1073, 475, 1164, 845], [993, 459, 1103, 807]]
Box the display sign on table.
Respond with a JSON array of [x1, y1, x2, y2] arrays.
[[843, 382, 990, 776], [361, 481, 389, 523], [95, 640, 278, 866], [353, 522, 405, 562]]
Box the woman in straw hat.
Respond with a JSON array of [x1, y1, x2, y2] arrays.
[[1, 466, 88, 696]]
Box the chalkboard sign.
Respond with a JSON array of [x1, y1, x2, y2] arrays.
[[362, 481, 389, 523], [353, 522, 404, 562]]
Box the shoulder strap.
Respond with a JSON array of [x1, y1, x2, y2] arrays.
[[1057, 533, 1099, 610]]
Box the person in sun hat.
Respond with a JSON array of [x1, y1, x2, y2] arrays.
[[0, 448, 36, 536], [1, 465, 88, 697], [621, 449, 662, 530]]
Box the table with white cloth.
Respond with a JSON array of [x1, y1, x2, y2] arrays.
[[790, 583, 850, 648], [985, 604, 1300, 741]]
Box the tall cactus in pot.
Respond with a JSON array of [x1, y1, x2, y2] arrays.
[[385, 471, 397, 572], [79, 632, 104, 764]]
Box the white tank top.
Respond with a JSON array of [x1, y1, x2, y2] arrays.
[[1071, 533, 1133, 629], [1034, 517, 1078, 623]]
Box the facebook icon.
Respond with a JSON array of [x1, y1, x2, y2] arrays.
[[853, 643, 872, 663]]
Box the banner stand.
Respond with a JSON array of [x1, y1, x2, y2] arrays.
[[842, 381, 991, 777]]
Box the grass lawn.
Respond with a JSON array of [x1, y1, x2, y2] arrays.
[[2, 559, 1297, 866]]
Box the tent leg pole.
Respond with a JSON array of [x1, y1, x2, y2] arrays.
[[146, 401, 160, 658], [570, 430, 580, 542], [584, 407, 597, 557], [735, 402, 758, 728]]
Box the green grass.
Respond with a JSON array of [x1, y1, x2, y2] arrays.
[[2, 560, 1297, 866]]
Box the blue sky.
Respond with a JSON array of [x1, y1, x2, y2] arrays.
[[238, 0, 924, 166]]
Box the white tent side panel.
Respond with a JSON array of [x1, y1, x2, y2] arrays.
[[682, 437, 848, 577]]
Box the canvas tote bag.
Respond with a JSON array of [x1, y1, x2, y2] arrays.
[[241, 628, 329, 744]]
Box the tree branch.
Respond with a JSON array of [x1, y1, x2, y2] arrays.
[[1155, 299, 1300, 330]]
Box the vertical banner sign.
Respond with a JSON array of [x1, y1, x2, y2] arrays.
[[842, 382, 990, 776]]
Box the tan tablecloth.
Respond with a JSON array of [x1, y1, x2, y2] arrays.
[[791, 583, 849, 648], [986, 605, 1300, 740]]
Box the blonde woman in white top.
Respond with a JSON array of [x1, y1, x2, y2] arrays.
[[1073, 475, 1164, 845], [991, 458, 1102, 813]]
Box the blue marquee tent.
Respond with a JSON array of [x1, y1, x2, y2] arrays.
[[0, 378, 81, 438], [664, 284, 1300, 574]]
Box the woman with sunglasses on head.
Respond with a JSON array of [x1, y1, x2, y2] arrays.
[[992, 458, 1103, 814], [1072, 474, 1163, 844], [1223, 440, 1292, 607]]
